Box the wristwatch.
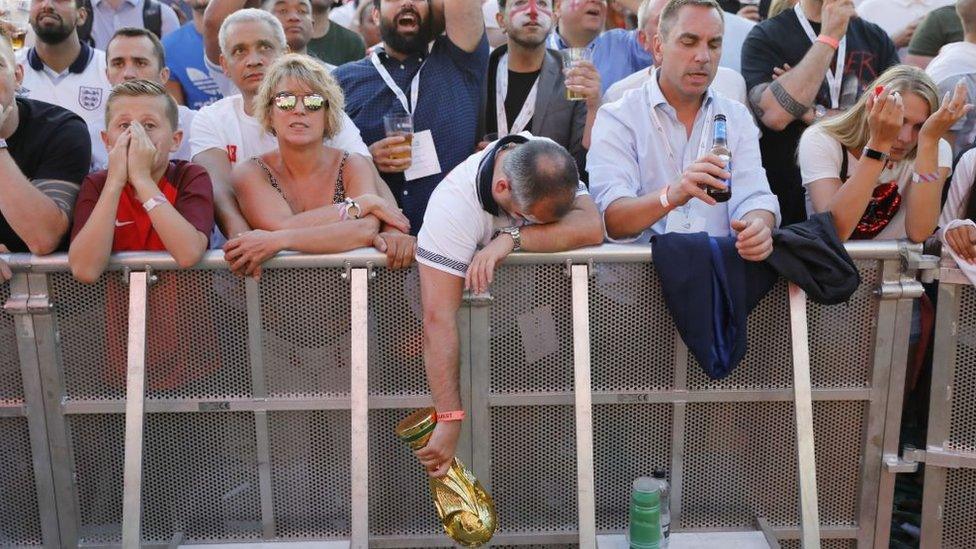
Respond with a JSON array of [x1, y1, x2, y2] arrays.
[[0, 138, 7, 150], [494, 226, 522, 251], [862, 147, 889, 163], [343, 197, 362, 219]]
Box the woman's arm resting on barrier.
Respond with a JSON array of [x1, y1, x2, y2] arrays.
[[417, 263, 465, 478], [222, 216, 380, 278], [352, 154, 417, 269]]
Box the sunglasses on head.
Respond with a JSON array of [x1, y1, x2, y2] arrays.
[[272, 92, 328, 111]]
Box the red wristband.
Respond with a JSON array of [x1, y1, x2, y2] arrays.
[[436, 410, 465, 422], [816, 34, 840, 50]]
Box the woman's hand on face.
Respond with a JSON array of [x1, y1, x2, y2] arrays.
[[353, 194, 410, 233], [866, 86, 904, 152], [920, 80, 974, 144]]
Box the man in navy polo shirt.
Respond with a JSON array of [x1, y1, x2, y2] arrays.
[[334, 0, 489, 235]]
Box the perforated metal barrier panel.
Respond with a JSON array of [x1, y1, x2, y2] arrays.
[[921, 279, 976, 549], [0, 281, 43, 547], [0, 246, 916, 547]]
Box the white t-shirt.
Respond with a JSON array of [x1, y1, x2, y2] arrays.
[[189, 94, 369, 164], [798, 124, 952, 240], [17, 45, 114, 170], [90, 104, 196, 171], [417, 133, 588, 278], [604, 66, 748, 108]]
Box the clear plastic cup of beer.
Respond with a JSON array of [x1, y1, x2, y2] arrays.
[[383, 113, 413, 161]]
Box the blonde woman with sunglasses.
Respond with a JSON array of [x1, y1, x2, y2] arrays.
[[223, 54, 409, 278]]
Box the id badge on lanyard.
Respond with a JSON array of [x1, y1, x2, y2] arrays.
[[648, 85, 713, 234], [370, 49, 442, 181]]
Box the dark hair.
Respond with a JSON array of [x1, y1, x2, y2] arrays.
[[503, 139, 579, 217], [107, 27, 166, 69]]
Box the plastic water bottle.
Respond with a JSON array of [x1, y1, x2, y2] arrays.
[[652, 469, 671, 547], [628, 477, 661, 549]]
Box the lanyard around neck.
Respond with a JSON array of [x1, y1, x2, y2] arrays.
[[793, 3, 847, 109], [495, 53, 540, 136], [370, 49, 427, 115], [646, 72, 715, 180]]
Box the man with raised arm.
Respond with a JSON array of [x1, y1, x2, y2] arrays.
[[741, 0, 897, 224]]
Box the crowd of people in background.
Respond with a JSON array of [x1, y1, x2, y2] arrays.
[[0, 0, 975, 482]]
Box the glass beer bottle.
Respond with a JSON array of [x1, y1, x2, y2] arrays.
[[707, 114, 732, 203]]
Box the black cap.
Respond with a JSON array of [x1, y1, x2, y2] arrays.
[[652, 469, 667, 479]]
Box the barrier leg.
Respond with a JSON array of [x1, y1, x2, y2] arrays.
[[571, 264, 595, 548], [350, 268, 369, 548], [788, 283, 821, 549], [122, 271, 150, 548], [4, 273, 61, 547]]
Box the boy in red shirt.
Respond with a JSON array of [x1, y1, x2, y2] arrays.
[[70, 79, 213, 282]]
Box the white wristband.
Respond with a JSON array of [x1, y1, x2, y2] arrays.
[[142, 194, 167, 213], [659, 185, 671, 209]]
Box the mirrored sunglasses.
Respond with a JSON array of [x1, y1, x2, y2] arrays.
[[272, 92, 328, 111]]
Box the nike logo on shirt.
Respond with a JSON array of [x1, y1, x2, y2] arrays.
[[115, 220, 134, 227]]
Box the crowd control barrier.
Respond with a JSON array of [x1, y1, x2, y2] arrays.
[[912, 261, 976, 549], [0, 241, 935, 548]]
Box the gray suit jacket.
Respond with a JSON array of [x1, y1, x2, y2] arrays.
[[479, 45, 588, 177]]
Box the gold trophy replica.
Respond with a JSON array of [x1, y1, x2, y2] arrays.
[[395, 408, 497, 546]]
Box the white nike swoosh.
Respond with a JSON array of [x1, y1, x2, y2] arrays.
[[115, 220, 135, 227]]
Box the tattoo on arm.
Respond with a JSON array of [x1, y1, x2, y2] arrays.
[[34, 179, 80, 218], [769, 80, 811, 119], [748, 84, 768, 119]]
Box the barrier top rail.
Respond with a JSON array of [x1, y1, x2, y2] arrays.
[[1, 240, 920, 273]]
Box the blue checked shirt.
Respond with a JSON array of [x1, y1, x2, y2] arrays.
[[335, 33, 489, 235]]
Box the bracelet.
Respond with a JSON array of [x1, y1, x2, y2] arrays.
[[436, 410, 465, 422], [659, 185, 671, 209], [142, 194, 167, 213], [816, 34, 840, 50], [344, 197, 361, 219], [913, 171, 940, 184]]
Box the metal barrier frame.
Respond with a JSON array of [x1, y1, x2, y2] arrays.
[[0, 241, 925, 548], [916, 264, 976, 549]]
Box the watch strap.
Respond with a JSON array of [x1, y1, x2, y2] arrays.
[[862, 147, 889, 163], [499, 226, 521, 251]]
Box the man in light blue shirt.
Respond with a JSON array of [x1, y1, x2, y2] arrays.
[[588, 0, 779, 261], [89, 0, 181, 50]]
